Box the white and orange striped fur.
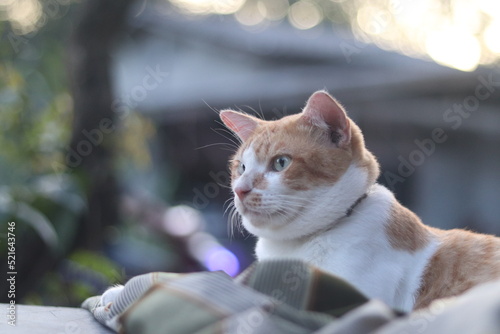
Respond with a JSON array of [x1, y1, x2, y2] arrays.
[[220, 90, 500, 312]]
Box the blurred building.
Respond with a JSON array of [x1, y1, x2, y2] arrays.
[[112, 4, 500, 260]]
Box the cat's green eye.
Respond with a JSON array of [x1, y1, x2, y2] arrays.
[[272, 156, 292, 172], [237, 162, 246, 174]]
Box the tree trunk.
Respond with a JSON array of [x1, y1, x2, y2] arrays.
[[69, 0, 136, 249]]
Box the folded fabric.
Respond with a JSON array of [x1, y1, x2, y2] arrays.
[[82, 259, 500, 334], [82, 259, 378, 333]]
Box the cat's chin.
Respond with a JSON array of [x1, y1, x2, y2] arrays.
[[240, 209, 288, 226], [240, 211, 300, 240], [235, 200, 293, 226], [236, 196, 327, 240]]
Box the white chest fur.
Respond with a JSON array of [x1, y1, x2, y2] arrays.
[[255, 185, 439, 312]]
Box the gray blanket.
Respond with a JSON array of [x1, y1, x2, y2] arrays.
[[82, 259, 500, 333]]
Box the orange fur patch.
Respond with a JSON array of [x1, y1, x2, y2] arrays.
[[253, 173, 268, 189], [415, 229, 500, 309], [385, 202, 430, 252], [385, 203, 500, 310]]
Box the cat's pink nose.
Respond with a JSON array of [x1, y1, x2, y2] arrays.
[[235, 187, 251, 200]]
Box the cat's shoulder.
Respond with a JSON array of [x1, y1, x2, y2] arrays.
[[365, 184, 437, 253], [415, 226, 500, 309], [435, 227, 500, 252]]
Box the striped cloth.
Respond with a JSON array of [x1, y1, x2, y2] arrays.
[[82, 259, 500, 334]]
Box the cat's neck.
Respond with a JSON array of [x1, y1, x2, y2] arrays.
[[256, 183, 394, 245], [255, 184, 439, 311], [258, 183, 435, 249], [299, 190, 372, 241]]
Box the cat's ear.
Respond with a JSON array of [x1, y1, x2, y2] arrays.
[[220, 110, 260, 142], [302, 91, 351, 148]]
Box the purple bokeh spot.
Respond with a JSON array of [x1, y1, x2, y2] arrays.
[[205, 247, 240, 277]]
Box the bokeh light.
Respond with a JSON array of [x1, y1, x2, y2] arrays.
[[205, 247, 240, 277], [257, 0, 288, 21], [484, 21, 500, 54], [187, 232, 240, 276], [163, 205, 203, 237], [165, 0, 500, 71], [425, 30, 481, 72], [347, 0, 497, 71], [170, 0, 245, 15], [288, 0, 322, 30], [235, 1, 265, 26], [1, 0, 43, 34]]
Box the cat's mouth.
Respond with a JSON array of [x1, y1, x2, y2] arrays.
[[236, 195, 303, 227], [239, 205, 263, 217], [239, 203, 292, 222], [236, 200, 267, 218]]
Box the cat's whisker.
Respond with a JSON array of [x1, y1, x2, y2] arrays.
[[223, 196, 234, 206], [212, 126, 243, 147], [229, 210, 238, 238], [203, 99, 220, 115], [222, 198, 236, 236], [267, 196, 314, 205], [239, 105, 264, 120], [269, 193, 316, 202], [257, 102, 265, 121], [222, 198, 235, 216], [195, 142, 236, 151], [265, 196, 315, 208], [225, 200, 247, 239], [229, 209, 239, 238]]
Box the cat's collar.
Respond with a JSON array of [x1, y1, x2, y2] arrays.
[[303, 192, 369, 241], [345, 193, 368, 217]]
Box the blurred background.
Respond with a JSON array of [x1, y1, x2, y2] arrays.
[[0, 0, 499, 306]]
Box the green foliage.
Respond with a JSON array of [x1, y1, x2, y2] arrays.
[[0, 9, 74, 183], [0, 1, 129, 306], [23, 250, 124, 306], [0, 174, 84, 254], [69, 250, 123, 283]]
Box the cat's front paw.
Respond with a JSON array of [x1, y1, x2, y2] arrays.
[[100, 285, 124, 310]]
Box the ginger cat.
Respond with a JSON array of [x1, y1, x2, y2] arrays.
[[220, 90, 500, 312]]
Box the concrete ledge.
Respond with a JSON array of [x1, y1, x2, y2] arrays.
[[0, 304, 113, 333]]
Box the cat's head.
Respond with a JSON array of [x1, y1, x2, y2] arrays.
[[220, 90, 379, 240]]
